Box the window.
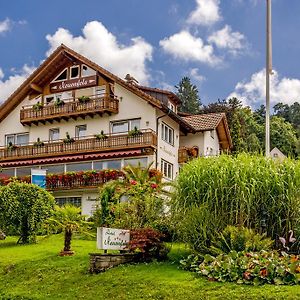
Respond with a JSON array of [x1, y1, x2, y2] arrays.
[[66, 162, 92, 172], [45, 93, 71, 105], [161, 123, 174, 145], [56, 197, 82, 207], [53, 68, 68, 82], [81, 64, 96, 77], [95, 86, 106, 97], [106, 160, 122, 170], [49, 128, 60, 141], [161, 159, 173, 179], [75, 125, 87, 139], [93, 161, 104, 170], [111, 119, 141, 134], [16, 167, 32, 177], [70, 66, 79, 79], [5, 133, 29, 146], [169, 102, 175, 112], [1, 168, 15, 177], [41, 164, 64, 174], [124, 157, 148, 168], [210, 130, 215, 139]]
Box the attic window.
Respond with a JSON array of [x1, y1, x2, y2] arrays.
[[81, 64, 95, 77], [70, 66, 79, 79], [53, 68, 68, 82]]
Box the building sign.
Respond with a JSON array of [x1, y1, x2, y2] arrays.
[[97, 227, 130, 250], [50, 75, 97, 92], [31, 169, 46, 189]]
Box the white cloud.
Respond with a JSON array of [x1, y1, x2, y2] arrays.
[[187, 0, 221, 26], [0, 18, 11, 34], [229, 69, 300, 107], [190, 68, 206, 82], [46, 21, 153, 84], [0, 65, 35, 102], [208, 25, 246, 55], [159, 31, 220, 66]]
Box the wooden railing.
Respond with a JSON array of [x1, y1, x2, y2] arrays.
[[0, 129, 157, 162], [178, 147, 199, 163], [20, 94, 119, 124]]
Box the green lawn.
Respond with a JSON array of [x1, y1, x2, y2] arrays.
[[1, 235, 300, 299]]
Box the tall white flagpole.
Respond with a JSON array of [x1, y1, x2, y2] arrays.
[[266, 0, 272, 157]]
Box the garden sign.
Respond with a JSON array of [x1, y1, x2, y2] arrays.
[[97, 227, 130, 250]]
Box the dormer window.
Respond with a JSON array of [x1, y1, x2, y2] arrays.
[[53, 68, 68, 82], [70, 65, 80, 79]]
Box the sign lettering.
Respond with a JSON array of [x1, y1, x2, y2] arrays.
[[50, 75, 97, 92], [97, 227, 130, 250]]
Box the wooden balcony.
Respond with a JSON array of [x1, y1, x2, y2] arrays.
[[20, 94, 119, 125], [0, 129, 157, 162], [178, 147, 199, 163]]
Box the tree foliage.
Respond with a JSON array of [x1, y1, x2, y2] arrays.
[[0, 181, 55, 243], [176, 77, 201, 114]]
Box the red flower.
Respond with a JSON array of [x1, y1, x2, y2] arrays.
[[243, 272, 252, 280], [259, 268, 268, 277], [130, 180, 137, 185], [151, 183, 158, 189]]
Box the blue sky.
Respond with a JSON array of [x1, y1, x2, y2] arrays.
[[0, 0, 300, 108]]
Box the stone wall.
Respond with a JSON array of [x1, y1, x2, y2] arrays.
[[89, 253, 139, 273]]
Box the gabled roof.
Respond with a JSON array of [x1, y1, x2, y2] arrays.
[[182, 113, 232, 149], [0, 44, 163, 122]]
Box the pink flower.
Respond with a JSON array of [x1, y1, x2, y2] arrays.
[[130, 180, 137, 185], [151, 183, 158, 189]]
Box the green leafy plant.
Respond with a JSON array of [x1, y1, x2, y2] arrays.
[[54, 98, 65, 107], [210, 226, 273, 255], [0, 181, 55, 243], [63, 132, 75, 144], [128, 126, 142, 137], [33, 138, 44, 147], [47, 204, 92, 255], [95, 130, 108, 140], [179, 254, 204, 272], [32, 101, 43, 111], [78, 96, 91, 103], [172, 154, 300, 253], [198, 251, 300, 286], [6, 142, 17, 151]]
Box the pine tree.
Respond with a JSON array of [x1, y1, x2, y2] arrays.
[[175, 77, 201, 114]]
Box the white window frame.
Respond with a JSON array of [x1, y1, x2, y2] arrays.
[[5, 132, 29, 146], [161, 159, 173, 179], [161, 122, 174, 146], [75, 125, 87, 139], [52, 68, 68, 83], [70, 65, 80, 79], [81, 64, 96, 77], [49, 128, 60, 141], [111, 119, 141, 134]]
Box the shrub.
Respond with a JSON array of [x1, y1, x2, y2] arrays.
[[0, 181, 55, 243], [180, 254, 204, 272], [173, 154, 300, 252], [129, 228, 169, 260], [210, 226, 273, 255], [198, 251, 300, 286]]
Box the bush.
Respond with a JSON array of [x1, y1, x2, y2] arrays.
[[173, 154, 300, 252], [210, 226, 273, 255], [129, 228, 170, 261], [198, 251, 300, 286], [0, 181, 55, 243], [180, 254, 204, 272]]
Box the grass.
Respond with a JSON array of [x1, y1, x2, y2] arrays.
[[1, 235, 300, 299]]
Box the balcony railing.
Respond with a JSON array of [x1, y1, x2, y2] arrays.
[[0, 129, 157, 162], [178, 147, 199, 163], [20, 94, 119, 125]]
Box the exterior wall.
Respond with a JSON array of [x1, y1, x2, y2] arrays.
[[180, 132, 205, 156], [203, 130, 220, 156], [0, 83, 157, 145], [156, 110, 180, 179]]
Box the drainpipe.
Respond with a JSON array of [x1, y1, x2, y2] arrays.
[[155, 107, 171, 169]]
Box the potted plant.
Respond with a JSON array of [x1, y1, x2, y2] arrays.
[[78, 96, 91, 103], [95, 130, 108, 140], [33, 138, 44, 147], [54, 98, 65, 107], [32, 101, 43, 111], [63, 132, 75, 144], [7, 142, 17, 151], [128, 126, 142, 137]]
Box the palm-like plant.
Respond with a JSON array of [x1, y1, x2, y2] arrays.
[[49, 204, 92, 255]]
